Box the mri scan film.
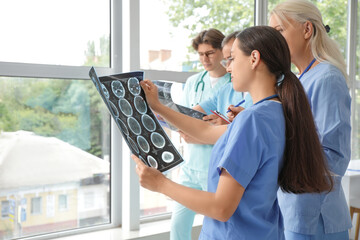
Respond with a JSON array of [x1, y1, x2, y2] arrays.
[[89, 67, 183, 172]]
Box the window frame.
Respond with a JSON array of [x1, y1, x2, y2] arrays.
[[0, 0, 359, 239]]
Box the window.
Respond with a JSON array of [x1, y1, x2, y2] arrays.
[[353, 2, 360, 160], [1, 200, 11, 219], [0, 0, 110, 67], [139, 0, 254, 72], [0, 76, 111, 238], [31, 197, 42, 215], [138, 0, 254, 219], [59, 194, 68, 211]]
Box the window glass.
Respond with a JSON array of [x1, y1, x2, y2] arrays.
[[0, 77, 111, 239], [140, 0, 254, 72], [31, 197, 42, 215], [354, 5, 360, 160], [59, 195, 68, 211], [139, 0, 254, 218], [268, 0, 348, 57], [0, 0, 110, 67], [1, 201, 11, 219]]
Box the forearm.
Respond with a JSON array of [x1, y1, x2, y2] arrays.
[[155, 104, 225, 144], [160, 178, 230, 222]]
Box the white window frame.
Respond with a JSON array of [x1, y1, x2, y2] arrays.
[[0, 0, 358, 239]]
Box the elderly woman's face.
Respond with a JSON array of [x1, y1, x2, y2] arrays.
[[269, 14, 309, 64]]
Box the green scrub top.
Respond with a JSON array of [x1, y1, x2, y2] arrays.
[[181, 70, 230, 172]]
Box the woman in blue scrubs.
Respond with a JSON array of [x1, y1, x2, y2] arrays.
[[133, 26, 333, 240], [269, 1, 351, 239]]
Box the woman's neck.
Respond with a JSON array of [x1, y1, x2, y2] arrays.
[[248, 72, 277, 104], [208, 65, 227, 78], [294, 51, 318, 75]]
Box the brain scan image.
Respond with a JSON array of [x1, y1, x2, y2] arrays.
[[141, 114, 156, 132], [90, 75, 99, 91], [137, 136, 150, 153], [127, 136, 139, 154], [101, 84, 110, 99], [127, 117, 142, 135], [147, 155, 158, 169], [128, 77, 141, 96], [150, 132, 165, 148], [116, 118, 129, 136], [109, 101, 119, 117], [89, 68, 184, 172], [119, 98, 133, 117], [161, 151, 174, 163], [134, 96, 147, 114], [111, 80, 125, 98]]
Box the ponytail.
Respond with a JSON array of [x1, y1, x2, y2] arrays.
[[276, 71, 333, 193], [237, 26, 333, 193]]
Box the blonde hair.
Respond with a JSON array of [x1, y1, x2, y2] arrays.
[[270, 0, 348, 84]]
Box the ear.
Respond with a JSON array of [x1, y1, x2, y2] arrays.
[[303, 21, 314, 40], [250, 50, 261, 69]]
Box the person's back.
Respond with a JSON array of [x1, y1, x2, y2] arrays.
[[278, 62, 351, 235], [201, 101, 285, 240]]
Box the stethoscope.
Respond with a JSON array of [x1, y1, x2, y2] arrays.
[[192, 71, 207, 107], [191, 71, 231, 107]]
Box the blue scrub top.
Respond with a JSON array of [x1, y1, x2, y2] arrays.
[[199, 100, 285, 240], [277, 63, 352, 234], [181, 71, 231, 171], [199, 82, 253, 115]]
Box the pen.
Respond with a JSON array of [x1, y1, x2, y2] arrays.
[[226, 99, 245, 113]]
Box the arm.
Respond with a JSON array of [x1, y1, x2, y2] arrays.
[[178, 130, 209, 144], [141, 79, 227, 144], [132, 155, 244, 222], [193, 104, 228, 126]]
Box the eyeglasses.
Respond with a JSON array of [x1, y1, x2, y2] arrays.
[[198, 50, 216, 58], [221, 57, 234, 68]]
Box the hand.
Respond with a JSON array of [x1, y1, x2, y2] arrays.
[[203, 114, 228, 125], [227, 105, 244, 122], [140, 79, 162, 111], [131, 154, 166, 192]]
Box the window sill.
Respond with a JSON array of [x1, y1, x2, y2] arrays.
[[52, 215, 203, 240]]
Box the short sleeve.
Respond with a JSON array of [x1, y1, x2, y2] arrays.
[[217, 110, 264, 189], [199, 88, 219, 115], [180, 75, 195, 107]]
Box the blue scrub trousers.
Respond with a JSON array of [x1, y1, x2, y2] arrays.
[[284, 216, 349, 240], [170, 166, 208, 240]]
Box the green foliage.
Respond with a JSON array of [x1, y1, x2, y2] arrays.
[[0, 34, 111, 158], [268, 0, 347, 57], [163, 0, 254, 45], [83, 35, 110, 67]]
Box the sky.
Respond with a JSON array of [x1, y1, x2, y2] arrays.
[[0, 0, 192, 70]]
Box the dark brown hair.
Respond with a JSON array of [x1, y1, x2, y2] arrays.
[[192, 28, 225, 51], [236, 26, 333, 193], [221, 31, 240, 48]]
